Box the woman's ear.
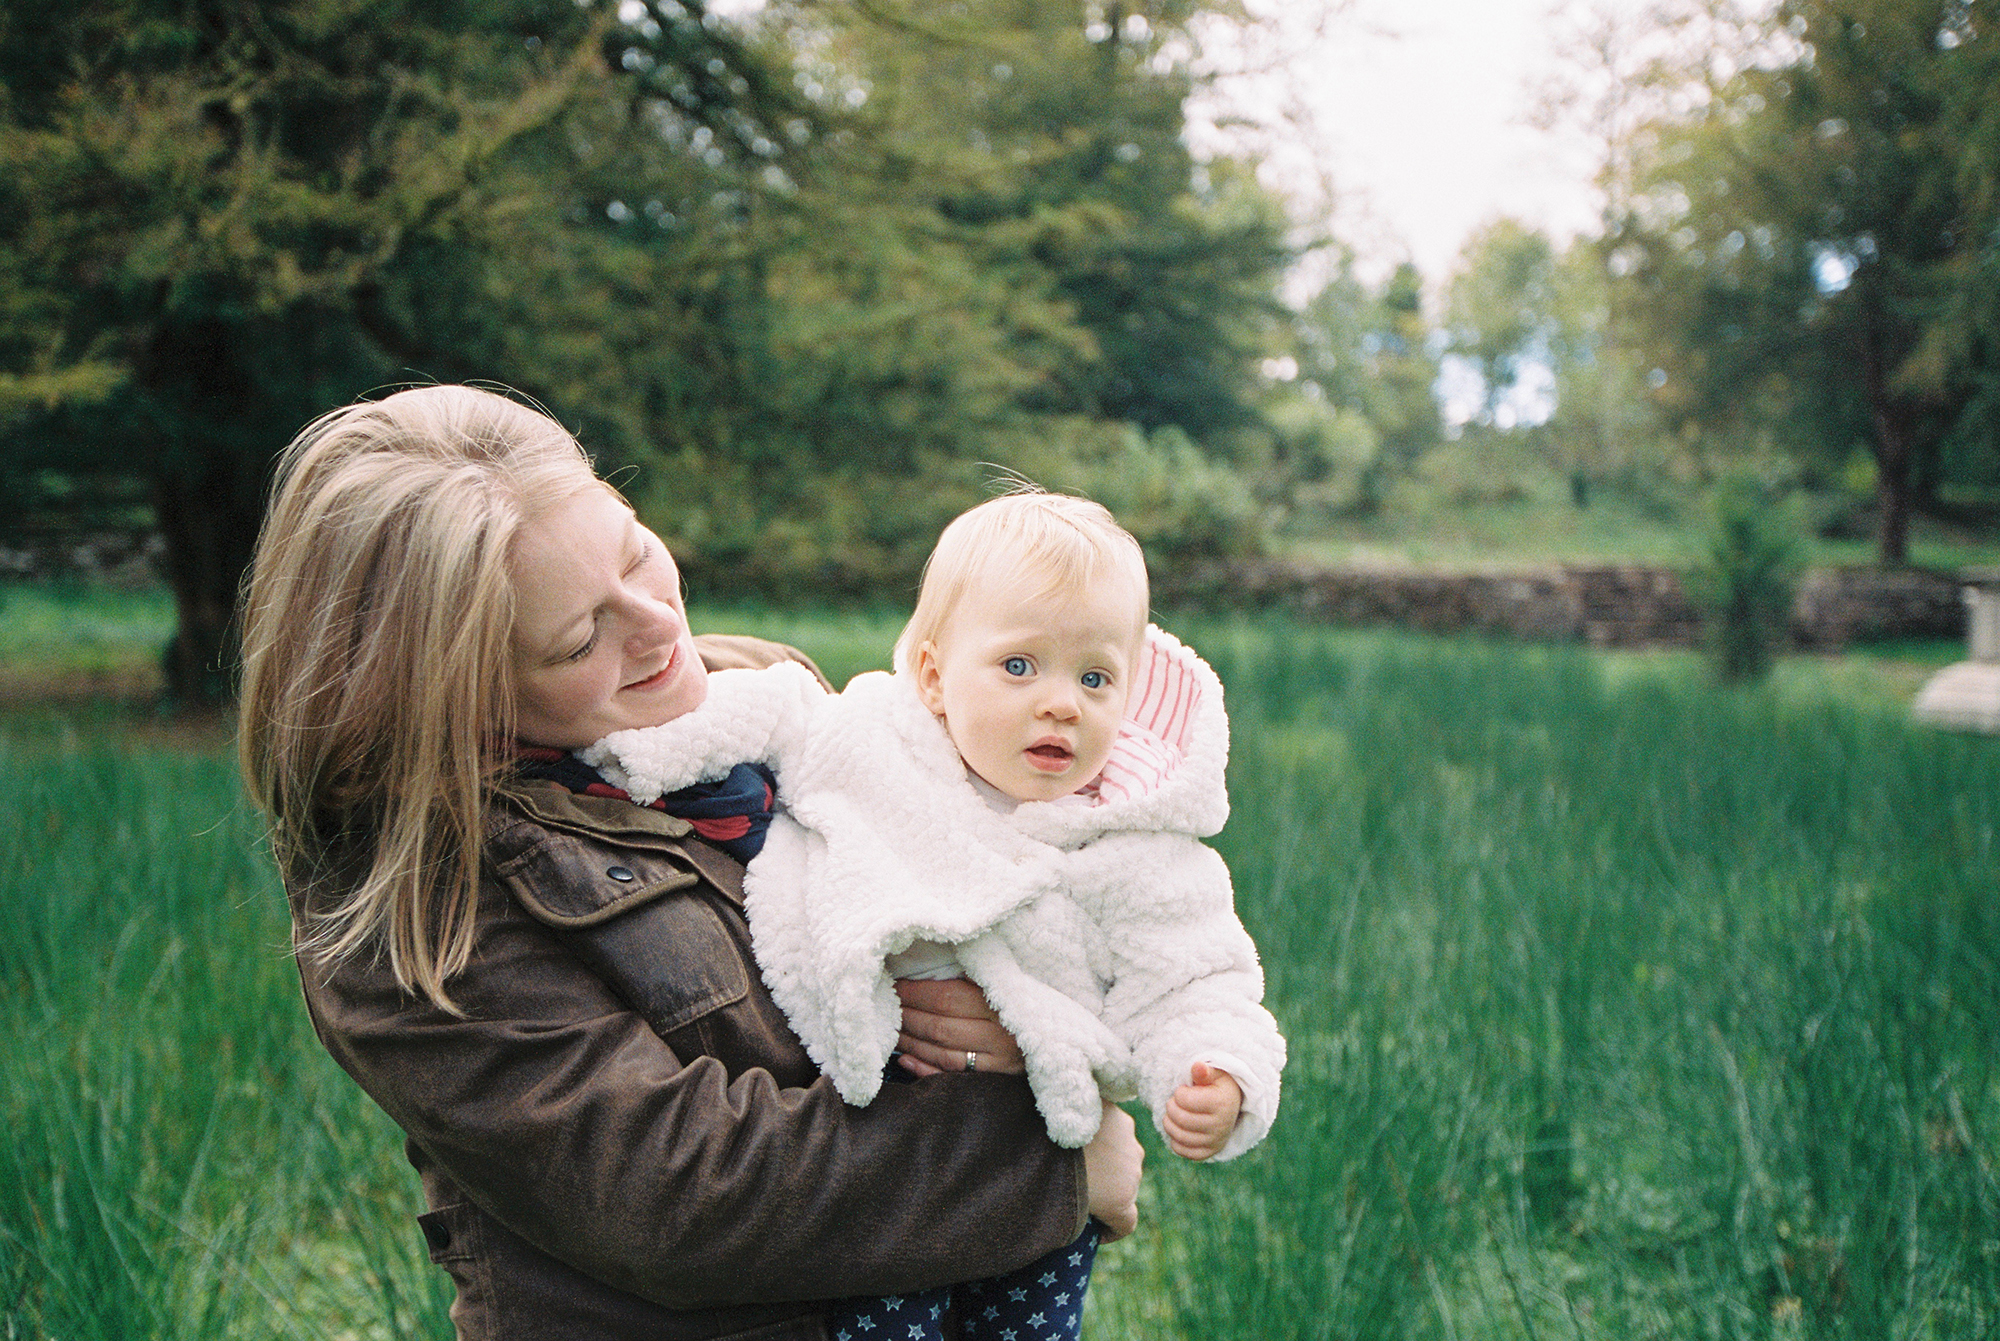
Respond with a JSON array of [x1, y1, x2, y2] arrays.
[[912, 641, 948, 715]]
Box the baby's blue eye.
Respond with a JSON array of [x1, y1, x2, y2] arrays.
[[1081, 670, 1107, 689], [1003, 656, 1031, 676]]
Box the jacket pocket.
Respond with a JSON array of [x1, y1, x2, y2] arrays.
[[559, 891, 753, 1037], [418, 1202, 479, 1264], [494, 824, 704, 927]]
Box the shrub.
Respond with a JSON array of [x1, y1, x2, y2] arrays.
[[1686, 474, 1803, 682]]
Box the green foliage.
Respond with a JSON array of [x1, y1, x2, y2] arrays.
[[1255, 390, 1382, 529], [1444, 219, 1557, 426], [639, 1, 1288, 598], [1613, 0, 2000, 565], [0, 0, 811, 702], [1065, 423, 1264, 563], [1534, 236, 1695, 509], [0, 0, 1293, 692], [1280, 253, 1446, 520], [1687, 474, 1805, 683]]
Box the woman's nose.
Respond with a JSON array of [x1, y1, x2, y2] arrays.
[[625, 596, 680, 653]]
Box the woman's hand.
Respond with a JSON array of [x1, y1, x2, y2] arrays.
[[893, 979, 1025, 1076], [1083, 1101, 1144, 1242]]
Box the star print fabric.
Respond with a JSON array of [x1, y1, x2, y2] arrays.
[[824, 1220, 1100, 1341]]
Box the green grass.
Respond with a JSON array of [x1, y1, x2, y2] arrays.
[[3, 607, 1997, 1338], [0, 733, 445, 1339], [1090, 620, 2000, 1339], [0, 582, 176, 697]]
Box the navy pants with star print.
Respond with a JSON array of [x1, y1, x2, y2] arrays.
[[824, 1219, 1100, 1341]]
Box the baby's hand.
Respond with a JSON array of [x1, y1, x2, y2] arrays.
[[1163, 1061, 1243, 1161]]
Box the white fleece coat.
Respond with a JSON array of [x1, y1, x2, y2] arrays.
[[584, 626, 1284, 1160]]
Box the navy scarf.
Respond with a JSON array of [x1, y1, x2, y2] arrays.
[[512, 746, 776, 865]]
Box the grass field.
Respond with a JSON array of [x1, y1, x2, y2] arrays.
[[3, 588, 1997, 1338]]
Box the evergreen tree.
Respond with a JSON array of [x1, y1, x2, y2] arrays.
[[0, 0, 805, 703], [0, 0, 1294, 696]]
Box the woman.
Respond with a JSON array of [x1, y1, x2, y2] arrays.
[[236, 385, 1143, 1339]]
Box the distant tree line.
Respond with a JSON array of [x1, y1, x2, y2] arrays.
[[1422, 0, 2000, 566]]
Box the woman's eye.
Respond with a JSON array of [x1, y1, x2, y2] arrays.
[[1002, 656, 1031, 676], [562, 632, 597, 663], [1081, 670, 1107, 690]]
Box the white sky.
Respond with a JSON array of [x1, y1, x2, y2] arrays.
[[1194, 0, 1653, 292]]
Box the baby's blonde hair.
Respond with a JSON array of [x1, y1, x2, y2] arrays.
[[892, 487, 1149, 674], [238, 384, 603, 1012]]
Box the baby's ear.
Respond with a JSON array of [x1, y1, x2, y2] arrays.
[[912, 641, 948, 714]]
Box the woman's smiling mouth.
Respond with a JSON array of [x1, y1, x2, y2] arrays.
[[623, 645, 679, 692]]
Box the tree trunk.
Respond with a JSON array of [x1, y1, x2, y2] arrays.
[[1858, 315, 1913, 569], [150, 456, 265, 708], [1875, 446, 1911, 569]]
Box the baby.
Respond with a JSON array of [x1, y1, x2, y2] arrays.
[[585, 489, 1284, 1340]]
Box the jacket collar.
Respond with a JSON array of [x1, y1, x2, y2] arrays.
[[488, 782, 747, 921]]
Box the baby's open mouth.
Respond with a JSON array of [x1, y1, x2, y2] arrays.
[[1026, 742, 1073, 767]]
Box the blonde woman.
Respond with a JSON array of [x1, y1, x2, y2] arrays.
[[237, 385, 1142, 1340]]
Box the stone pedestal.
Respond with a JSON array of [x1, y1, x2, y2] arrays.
[[1912, 568, 2000, 733]]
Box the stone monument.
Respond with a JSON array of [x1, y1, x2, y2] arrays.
[[1911, 567, 2000, 732]]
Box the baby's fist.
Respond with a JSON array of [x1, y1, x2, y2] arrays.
[[1163, 1061, 1243, 1161]]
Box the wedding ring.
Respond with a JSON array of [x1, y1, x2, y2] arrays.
[[965, 1050, 978, 1073]]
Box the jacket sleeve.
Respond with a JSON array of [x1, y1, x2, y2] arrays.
[[1081, 832, 1286, 1162], [293, 849, 1088, 1312]]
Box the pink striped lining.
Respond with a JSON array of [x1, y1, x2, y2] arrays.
[[1076, 634, 1200, 805]]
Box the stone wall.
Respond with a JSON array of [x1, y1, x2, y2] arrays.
[[1158, 559, 1967, 651], [0, 530, 164, 588], [1788, 566, 1968, 649]]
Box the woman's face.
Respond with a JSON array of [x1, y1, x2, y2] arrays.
[[509, 484, 707, 749]]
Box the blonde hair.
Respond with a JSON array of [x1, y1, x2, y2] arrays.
[[892, 487, 1149, 674], [238, 385, 602, 1012]]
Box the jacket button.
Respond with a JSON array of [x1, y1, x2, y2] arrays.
[[606, 865, 636, 883]]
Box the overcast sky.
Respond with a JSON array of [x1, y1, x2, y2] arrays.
[[1196, 0, 1650, 290]]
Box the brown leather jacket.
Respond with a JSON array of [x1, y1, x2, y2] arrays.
[[289, 636, 1089, 1340]]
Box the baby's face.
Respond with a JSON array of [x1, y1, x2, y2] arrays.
[[914, 575, 1143, 803]]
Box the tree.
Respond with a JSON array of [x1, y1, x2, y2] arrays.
[[1615, 0, 2000, 564], [1, 0, 1294, 699], [1445, 219, 1557, 427], [0, 0, 806, 703], [1533, 237, 1688, 508], [603, 0, 1292, 589], [1286, 256, 1443, 513], [834, 2, 1291, 433]]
